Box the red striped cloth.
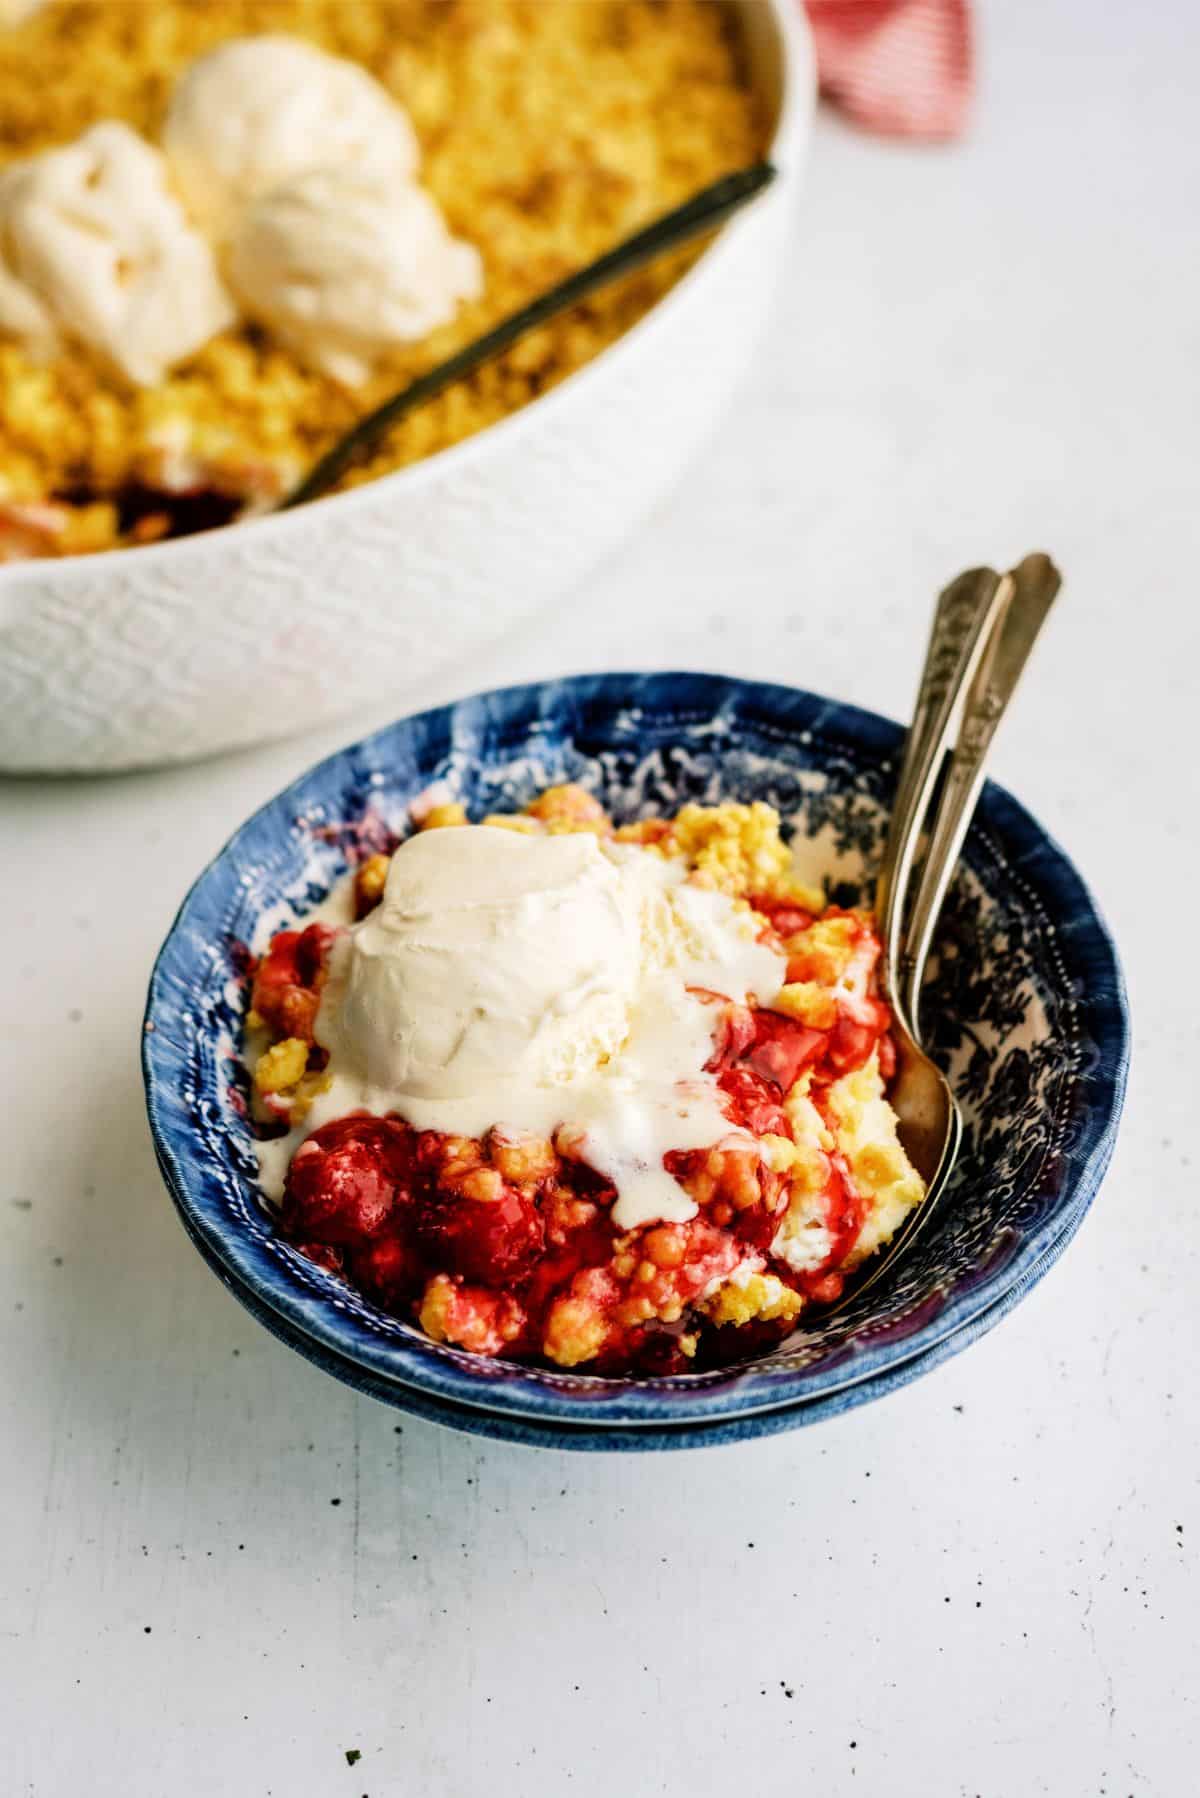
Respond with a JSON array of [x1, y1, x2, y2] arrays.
[[804, 0, 973, 140]]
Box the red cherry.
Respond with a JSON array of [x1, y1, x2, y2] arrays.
[[283, 1115, 414, 1245], [295, 921, 335, 984], [702, 1000, 757, 1075], [251, 922, 337, 1041], [826, 1001, 890, 1076], [417, 1186, 545, 1287], [747, 895, 815, 938], [348, 1235, 422, 1304], [717, 1065, 790, 1137], [742, 1009, 827, 1092]]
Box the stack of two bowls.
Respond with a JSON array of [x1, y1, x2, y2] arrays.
[[143, 671, 1128, 1452]]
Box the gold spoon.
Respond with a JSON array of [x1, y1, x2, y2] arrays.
[[854, 552, 1063, 1297], [277, 161, 776, 511]]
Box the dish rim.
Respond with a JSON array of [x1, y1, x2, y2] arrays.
[[142, 669, 1130, 1428], [0, 0, 813, 596]]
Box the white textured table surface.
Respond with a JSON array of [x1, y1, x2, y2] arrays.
[[3, 6, 1197, 1794]]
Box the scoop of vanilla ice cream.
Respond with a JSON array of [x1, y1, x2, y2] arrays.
[[320, 827, 645, 1101], [163, 35, 421, 241], [259, 825, 788, 1227], [226, 166, 482, 384], [0, 122, 234, 384], [0, 231, 53, 349]]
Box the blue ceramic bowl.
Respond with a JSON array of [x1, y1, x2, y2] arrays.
[[143, 673, 1128, 1440]]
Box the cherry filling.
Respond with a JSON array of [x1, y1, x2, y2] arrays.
[[746, 894, 816, 938], [789, 1151, 868, 1306], [285, 1114, 414, 1242], [57, 480, 247, 546], [415, 1182, 546, 1287], [281, 1114, 626, 1359], [269, 910, 898, 1372], [250, 921, 336, 1041], [717, 1065, 790, 1138], [740, 1009, 828, 1092]]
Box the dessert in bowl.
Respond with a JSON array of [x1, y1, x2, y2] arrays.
[[0, 0, 812, 770], [142, 673, 1129, 1443], [247, 789, 925, 1376]]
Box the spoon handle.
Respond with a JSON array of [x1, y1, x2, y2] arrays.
[[279, 161, 777, 511], [901, 552, 1062, 1028], [875, 566, 1013, 1029]]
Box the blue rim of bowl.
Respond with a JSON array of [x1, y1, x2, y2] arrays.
[[143, 672, 1129, 1428]]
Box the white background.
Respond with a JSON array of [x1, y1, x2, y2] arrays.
[[3, 3, 1197, 1793]]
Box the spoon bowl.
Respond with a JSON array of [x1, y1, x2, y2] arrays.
[[889, 1034, 963, 1189]]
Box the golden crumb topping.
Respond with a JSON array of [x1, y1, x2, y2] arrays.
[[702, 1270, 804, 1329], [253, 1035, 308, 1097], [825, 1053, 925, 1268], [0, 0, 762, 551], [417, 801, 469, 831]]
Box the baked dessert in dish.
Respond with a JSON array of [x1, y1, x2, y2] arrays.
[[245, 786, 926, 1376], [0, 1, 763, 560]]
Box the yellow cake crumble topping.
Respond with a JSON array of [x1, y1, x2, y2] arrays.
[[0, 0, 764, 558]]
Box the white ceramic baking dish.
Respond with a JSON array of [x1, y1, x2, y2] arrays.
[[0, 0, 813, 772]]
